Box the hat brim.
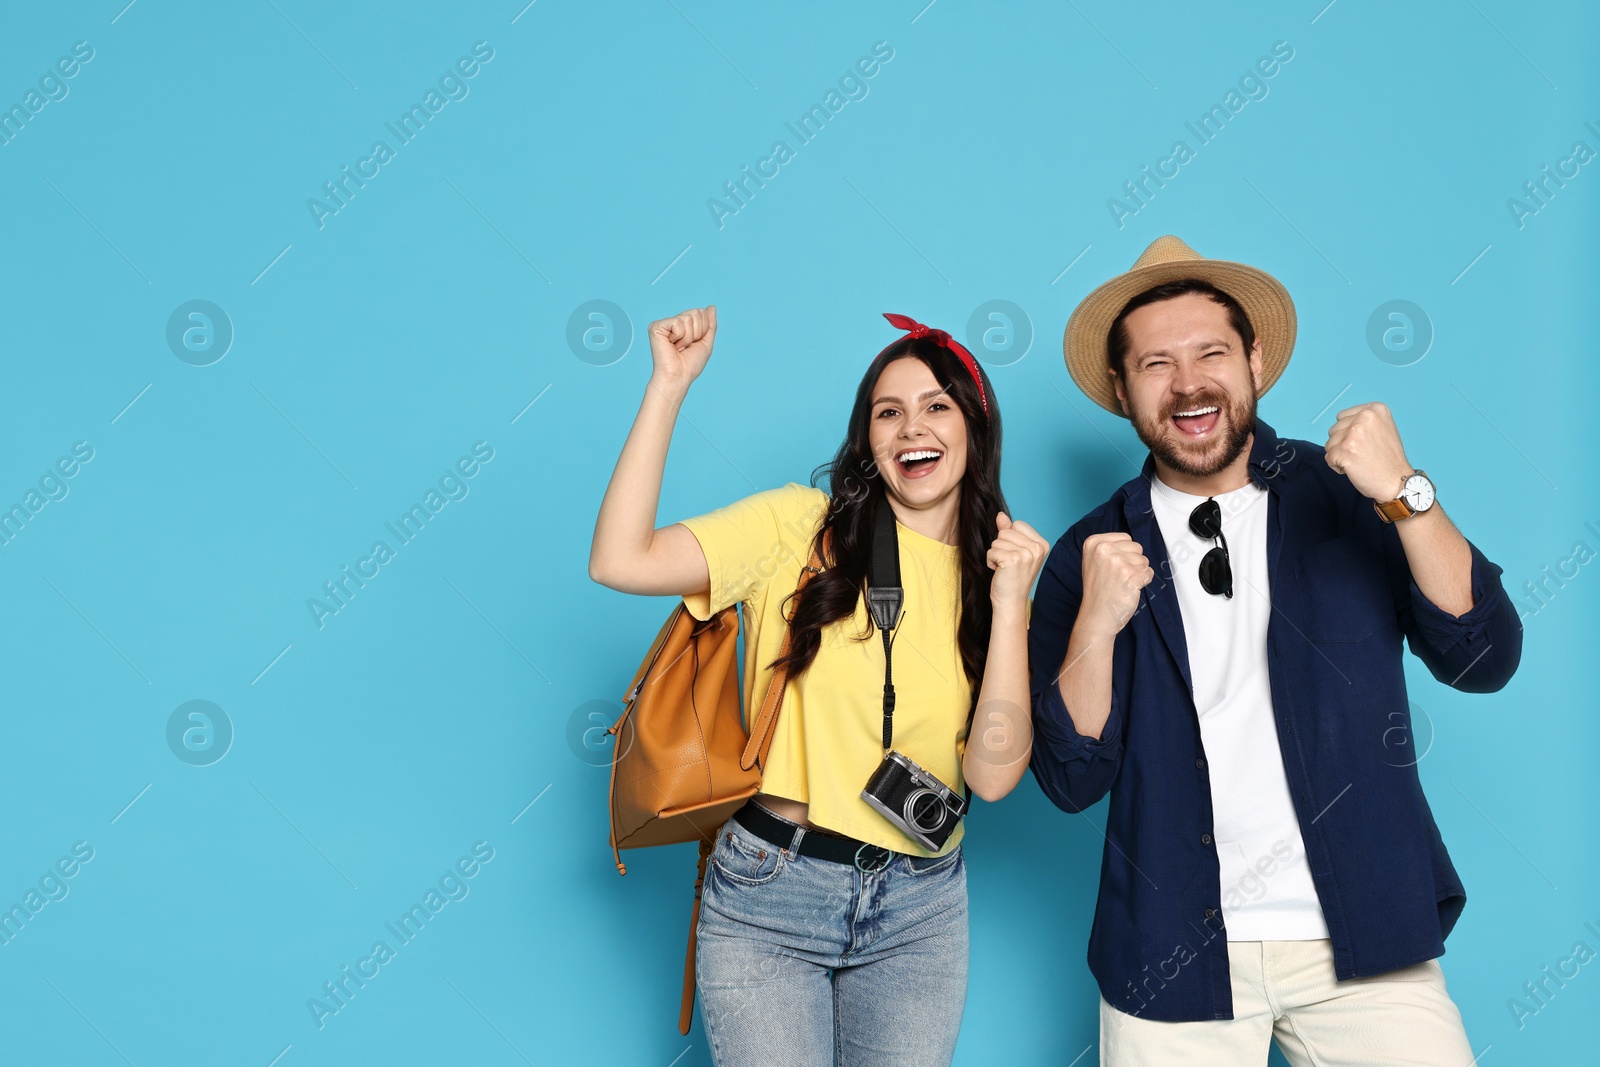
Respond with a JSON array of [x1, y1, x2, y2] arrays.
[[1064, 258, 1297, 417]]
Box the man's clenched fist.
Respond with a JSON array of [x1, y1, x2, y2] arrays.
[[1078, 532, 1154, 638]]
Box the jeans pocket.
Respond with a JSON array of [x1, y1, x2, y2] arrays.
[[905, 846, 963, 877], [709, 821, 786, 886]]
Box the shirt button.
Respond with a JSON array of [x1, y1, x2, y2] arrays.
[[1205, 908, 1217, 919], [1201, 833, 1212, 845], [1195, 758, 1206, 770]]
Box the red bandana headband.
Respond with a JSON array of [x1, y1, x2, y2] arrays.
[[877, 313, 989, 417]]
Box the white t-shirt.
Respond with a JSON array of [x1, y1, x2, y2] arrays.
[[1148, 472, 1330, 941]]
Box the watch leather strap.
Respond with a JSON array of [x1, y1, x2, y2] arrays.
[[1373, 496, 1414, 523], [1373, 468, 1431, 524]]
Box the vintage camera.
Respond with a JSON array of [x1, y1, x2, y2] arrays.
[[861, 750, 969, 853]]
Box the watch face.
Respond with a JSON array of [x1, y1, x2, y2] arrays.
[[1402, 473, 1435, 511]]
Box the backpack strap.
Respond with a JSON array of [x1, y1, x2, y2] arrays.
[[684, 530, 829, 1034], [678, 835, 714, 1035], [739, 531, 830, 772]]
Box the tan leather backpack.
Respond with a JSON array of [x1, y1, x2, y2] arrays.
[[606, 531, 829, 1033]]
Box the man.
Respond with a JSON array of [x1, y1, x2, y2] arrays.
[[1028, 235, 1522, 1064]]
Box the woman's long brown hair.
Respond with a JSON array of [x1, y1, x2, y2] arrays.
[[766, 335, 1007, 704]]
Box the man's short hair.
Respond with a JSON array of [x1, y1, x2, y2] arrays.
[[1106, 278, 1257, 375]]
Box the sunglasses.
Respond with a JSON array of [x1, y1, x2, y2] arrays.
[[1188, 498, 1233, 598]]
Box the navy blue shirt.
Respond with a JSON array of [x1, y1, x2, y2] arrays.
[[1028, 417, 1522, 1022]]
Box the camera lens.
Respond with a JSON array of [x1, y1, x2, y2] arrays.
[[905, 789, 946, 833]]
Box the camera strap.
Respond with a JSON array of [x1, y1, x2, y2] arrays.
[[866, 498, 904, 752], [865, 497, 974, 820]]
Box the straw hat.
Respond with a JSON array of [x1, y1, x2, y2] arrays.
[[1063, 235, 1297, 417]]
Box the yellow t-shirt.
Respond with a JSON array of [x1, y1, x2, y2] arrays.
[[677, 482, 972, 856]]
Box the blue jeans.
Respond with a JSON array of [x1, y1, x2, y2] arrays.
[[694, 810, 969, 1067]]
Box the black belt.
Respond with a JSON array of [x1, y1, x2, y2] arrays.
[[732, 800, 901, 872]]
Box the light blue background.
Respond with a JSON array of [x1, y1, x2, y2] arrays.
[[0, 2, 1595, 1064]]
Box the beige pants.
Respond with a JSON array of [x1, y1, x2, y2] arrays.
[[1100, 939, 1480, 1067]]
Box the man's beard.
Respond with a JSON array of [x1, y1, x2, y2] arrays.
[[1129, 387, 1256, 478]]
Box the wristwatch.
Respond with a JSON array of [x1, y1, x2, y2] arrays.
[[1373, 469, 1436, 523]]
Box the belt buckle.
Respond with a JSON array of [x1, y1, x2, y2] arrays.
[[853, 843, 891, 872]]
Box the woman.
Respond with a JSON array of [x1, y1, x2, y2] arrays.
[[588, 304, 1048, 1067]]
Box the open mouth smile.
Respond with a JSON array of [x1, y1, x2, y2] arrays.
[[895, 447, 943, 479], [1171, 404, 1220, 437]]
